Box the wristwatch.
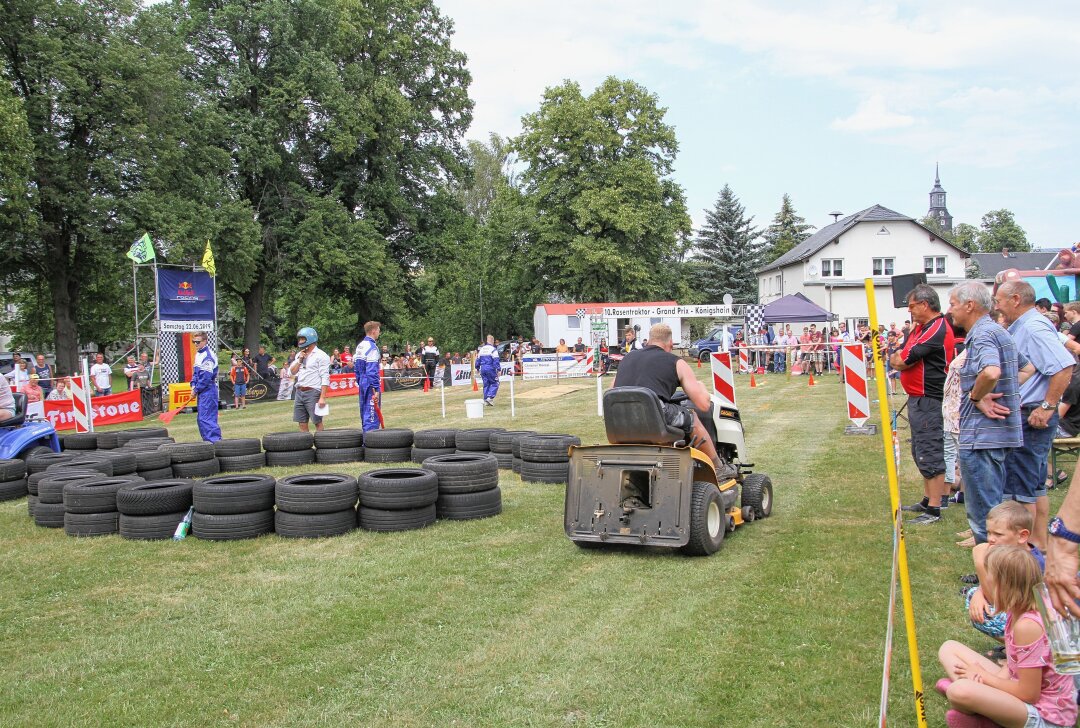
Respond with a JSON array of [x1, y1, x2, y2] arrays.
[[1040, 400, 1056, 410], [1049, 517, 1080, 543]]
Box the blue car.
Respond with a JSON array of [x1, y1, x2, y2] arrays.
[[688, 326, 742, 362], [0, 393, 60, 460]]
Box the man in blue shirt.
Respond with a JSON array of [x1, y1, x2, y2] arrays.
[[994, 280, 1074, 551], [947, 282, 1034, 545]]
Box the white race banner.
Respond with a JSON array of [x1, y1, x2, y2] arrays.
[[499, 362, 514, 382], [450, 363, 473, 387], [522, 353, 592, 380]]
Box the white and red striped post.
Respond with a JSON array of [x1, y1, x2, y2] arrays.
[[738, 348, 749, 374], [69, 357, 93, 433], [710, 352, 737, 408], [842, 344, 870, 426]]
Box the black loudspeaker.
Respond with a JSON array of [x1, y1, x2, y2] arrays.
[[891, 273, 928, 308]]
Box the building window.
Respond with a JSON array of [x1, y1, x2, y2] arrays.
[[649, 317, 661, 326], [567, 315, 580, 329], [821, 259, 843, 277], [924, 256, 946, 275], [873, 258, 894, 276]]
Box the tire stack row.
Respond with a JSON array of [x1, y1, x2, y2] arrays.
[[214, 438, 266, 472], [455, 428, 504, 455], [0, 458, 28, 503], [422, 454, 502, 520], [262, 432, 315, 467], [519, 434, 581, 484], [489, 431, 535, 470], [314, 429, 364, 464], [33, 471, 102, 527], [117, 480, 195, 539], [275, 474, 359, 537], [411, 429, 456, 463], [364, 428, 413, 463], [161, 442, 220, 478], [62, 474, 146, 536], [357, 468, 437, 531], [192, 474, 275, 540]]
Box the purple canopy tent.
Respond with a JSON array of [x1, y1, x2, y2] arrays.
[[761, 293, 837, 324]]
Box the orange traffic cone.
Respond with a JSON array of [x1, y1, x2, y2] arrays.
[[808, 372, 816, 387], [749, 373, 758, 388], [423, 377, 430, 393], [697, 357, 701, 368], [472, 376, 479, 392]]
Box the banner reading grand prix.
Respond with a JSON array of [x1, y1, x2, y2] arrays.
[[44, 389, 144, 431]]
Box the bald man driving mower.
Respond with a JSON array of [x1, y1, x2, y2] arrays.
[[613, 323, 723, 471]]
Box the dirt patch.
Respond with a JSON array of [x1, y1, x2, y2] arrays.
[[517, 384, 588, 400]]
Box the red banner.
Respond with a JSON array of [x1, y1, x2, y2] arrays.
[[325, 373, 359, 398], [44, 389, 145, 431]]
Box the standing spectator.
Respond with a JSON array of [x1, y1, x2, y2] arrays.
[[476, 334, 500, 406], [829, 328, 843, 375], [1035, 298, 1052, 315], [339, 345, 353, 373], [46, 377, 70, 400], [354, 321, 382, 432], [994, 280, 1074, 551], [946, 282, 1033, 545], [21, 374, 44, 403], [942, 323, 969, 508], [329, 348, 341, 374], [573, 337, 585, 353], [89, 353, 112, 396], [809, 325, 825, 376], [1055, 366, 1080, 439], [451, 352, 462, 365], [33, 354, 53, 397], [123, 355, 141, 390], [276, 349, 296, 401], [891, 284, 957, 524], [229, 355, 250, 409], [420, 337, 440, 389], [288, 327, 330, 433], [6, 357, 30, 390], [134, 352, 153, 389], [797, 327, 812, 374], [622, 327, 642, 354], [252, 345, 275, 379], [189, 332, 221, 443]]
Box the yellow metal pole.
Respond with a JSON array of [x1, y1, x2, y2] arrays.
[[866, 279, 928, 728]]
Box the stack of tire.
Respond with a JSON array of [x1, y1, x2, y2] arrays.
[[489, 431, 535, 470], [455, 428, 503, 455], [214, 438, 266, 472], [61, 432, 100, 452], [411, 429, 456, 463], [92, 431, 119, 449], [33, 470, 102, 527], [422, 454, 502, 521], [0, 458, 28, 503], [262, 432, 314, 467], [161, 442, 220, 478], [66, 449, 139, 478], [116, 480, 194, 539], [357, 468, 438, 531], [24, 453, 81, 515], [519, 434, 581, 484], [62, 474, 145, 537], [192, 474, 276, 540], [115, 427, 170, 446], [275, 473, 358, 537], [313, 429, 364, 464], [363, 428, 413, 463]]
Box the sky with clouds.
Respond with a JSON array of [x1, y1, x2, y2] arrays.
[[436, 0, 1079, 247]]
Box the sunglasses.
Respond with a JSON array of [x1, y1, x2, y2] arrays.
[[192, 338, 204, 344]]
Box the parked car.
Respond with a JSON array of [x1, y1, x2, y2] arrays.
[[688, 326, 742, 362]]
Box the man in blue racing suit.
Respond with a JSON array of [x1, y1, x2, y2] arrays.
[[354, 320, 382, 432], [476, 335, 500, 406], [190, 331, 221, 442]]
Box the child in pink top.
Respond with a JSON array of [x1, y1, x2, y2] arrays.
[[937, 545, 1077, 728]]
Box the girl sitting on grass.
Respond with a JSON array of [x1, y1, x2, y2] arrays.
[[937, 545, 1077, 728]]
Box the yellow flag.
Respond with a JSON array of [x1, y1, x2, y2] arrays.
[[202, 239, 216, 277]]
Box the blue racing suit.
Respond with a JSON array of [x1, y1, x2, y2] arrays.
[[476, 343, 499, 401], [191, 345, 221, 442], [355, 336, 381, 432]]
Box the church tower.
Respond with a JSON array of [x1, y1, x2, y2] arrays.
[[928, 163, 953, 234]]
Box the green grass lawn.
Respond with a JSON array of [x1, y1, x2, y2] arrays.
[[2, 369, 1066, 727]]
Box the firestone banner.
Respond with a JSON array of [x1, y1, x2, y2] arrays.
[[44, 389, 144, 431]]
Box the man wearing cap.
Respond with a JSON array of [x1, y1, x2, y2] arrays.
[[289, 327, 331, 432], [421, 337, 440, 390], [190, 331, 221, 442]]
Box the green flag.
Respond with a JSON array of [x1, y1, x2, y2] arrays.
[[126, 233, 155, 264]]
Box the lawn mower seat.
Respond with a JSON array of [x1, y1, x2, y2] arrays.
[[603, 386, 687, 446], [4, 392, 27, 428]]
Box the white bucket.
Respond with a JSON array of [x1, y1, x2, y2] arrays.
[[465, 399, 485, 419]]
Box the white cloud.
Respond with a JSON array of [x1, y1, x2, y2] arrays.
[[831, 94, 915, 131]]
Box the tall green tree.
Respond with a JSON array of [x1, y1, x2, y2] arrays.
[[694, 185, 762, 303], [953, 223, 979, 253], [763, 194, 813, 263], [975, 209, 1029, 253], [514, 77, 692, 302]]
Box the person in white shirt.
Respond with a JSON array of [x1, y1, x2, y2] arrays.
[[289, 327, 331, 432], [46, 377, 70, 400], [89, 353, 113, 396], [0, 374, 15, 422]]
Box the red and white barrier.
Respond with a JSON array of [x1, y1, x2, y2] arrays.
[[69, 359, 92, 432], [842, 344, 870, 426], [737, 348, 749, 373], [710, 352, 737, 408]]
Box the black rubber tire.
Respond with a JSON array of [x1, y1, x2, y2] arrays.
[[94, 432, 119, 449], [137, 467, 176, 481], [740, 473, 774, 519], [34, 501, 66, 528], [455, 428, 505, 452], [171, 458, 221, 478], [119, 511, 187, 540], [64, 476, 144, 513], [61, 432, 99, 450], [436, 486, 502, 520], [358, 469, 438, 509], [519, 435, 581, 463], [192, 509, 274, 541], [512, 457, 522, 474], [493, 452, 514, 470], [193, 474, 276, 515], [363, 447, 411, 464], [133, 449, 171, 472], [20, 445, 55, 460], [115, 427, 169, 445], [489, 430, 536, 454], [363, 428, 413, 449], [0, 478, 28, 501], [96, 450, 137, 475], [37, 472, 103, 504], [412, 429, 457, 449], [0, 458, 27, 481], [411, 446, 455, 463], [683, 481, 726, 556], [213, 438, 262, 457], [117, 480, 194, 516], [274, 509, 356, 538], [275, 474, 358, 514], [123, 437, 175, 451], [64, 510, 119, 537], [520, 460, 569, 484], [25, 452, 78, 474], [265, 449, 315, 467], [358, 504, 436, 532], [218, 453, 267, 472], [262, 432, 314, 452], [313, 428, 364, 449], [314, 447, 363, 464], [160, 442, 216, 463], [511, 437, 529, 459], [27, 470, 52, 495], [422, 453, 498, 476], [28, 494, 37, 517]]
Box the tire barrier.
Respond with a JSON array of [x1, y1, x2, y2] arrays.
[[262, 432, 315, 468], [490, 431, 535, 471], [420, 453, 502, 520], [274, 473, 359, 538], [313, 429, 364, 465], [519, 434, 580, 484], [362, 428, 414, 463], [0, 458, 28, 502], [455, 428, 505, 453], [192, 474, 276, 541], [62, 475, 144, 537]]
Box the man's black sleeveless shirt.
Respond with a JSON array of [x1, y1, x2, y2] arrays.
[[613, 345, 680, 402]]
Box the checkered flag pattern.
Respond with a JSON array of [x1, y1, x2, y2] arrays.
[[158, 327, 217, 386], [743, 304, 764, 335], [576, 308, 587, 319]]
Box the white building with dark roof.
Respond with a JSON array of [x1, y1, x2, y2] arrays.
[[756, 204, 969, 324]]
